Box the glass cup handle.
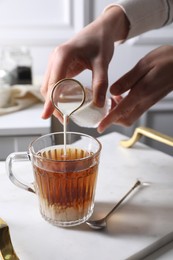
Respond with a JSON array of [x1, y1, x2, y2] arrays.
[[6, 152, 35, 193]]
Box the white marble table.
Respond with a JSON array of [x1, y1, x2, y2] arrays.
[[0, 132, 173, 260]]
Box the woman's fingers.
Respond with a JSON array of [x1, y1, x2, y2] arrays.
[[97, 92, 137, 132], [92, 61, 109, 107], [41, 46, 71, 119], [97, 46, 173, 132], [110, 57, 151, 95]]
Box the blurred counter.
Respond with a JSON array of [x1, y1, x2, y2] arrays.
[[0, 104, 51, 160]]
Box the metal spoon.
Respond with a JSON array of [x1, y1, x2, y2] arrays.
[[86, 180, 141, 230]]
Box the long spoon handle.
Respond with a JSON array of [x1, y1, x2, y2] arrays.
[[105, 180, 141, 219]]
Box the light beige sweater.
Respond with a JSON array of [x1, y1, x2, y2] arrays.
[[105, 0, 173, 39]]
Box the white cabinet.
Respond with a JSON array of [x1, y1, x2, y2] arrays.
[[0, 104, 51, 160], [0, 0, 91, 76]]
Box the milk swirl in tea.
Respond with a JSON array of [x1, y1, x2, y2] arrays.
[[34, 146, 99, 225]]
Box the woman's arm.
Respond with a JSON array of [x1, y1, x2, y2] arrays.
[[106, 0, 173, 39]]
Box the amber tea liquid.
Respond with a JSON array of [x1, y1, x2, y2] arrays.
[[33, 146, 99, 226]]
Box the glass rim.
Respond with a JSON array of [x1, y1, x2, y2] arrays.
[[29, 131, 102, 162]]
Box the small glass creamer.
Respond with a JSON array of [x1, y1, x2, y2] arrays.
[[51, 78, 111, 128], [71, 87, 111, 128]]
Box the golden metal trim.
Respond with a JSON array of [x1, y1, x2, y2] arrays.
[[120, 126, 173, 148], [50, 78, 86, 116], [0, 218, 19, 260]]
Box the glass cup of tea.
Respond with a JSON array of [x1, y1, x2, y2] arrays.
[[6, 132, 102, 227]]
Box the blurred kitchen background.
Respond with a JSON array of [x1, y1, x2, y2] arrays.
[[0, 0, 172, 159]]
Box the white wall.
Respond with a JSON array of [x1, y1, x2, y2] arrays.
[[0, 0, 91, 77]]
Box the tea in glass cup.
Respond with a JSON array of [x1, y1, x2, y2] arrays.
[[6, 132, 101, 227]]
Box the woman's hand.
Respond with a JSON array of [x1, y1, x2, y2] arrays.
[[98, 45, 173, 133], [40, 6, 129, 119]]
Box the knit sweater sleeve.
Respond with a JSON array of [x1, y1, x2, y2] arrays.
[[105, 0, 173, 39]]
